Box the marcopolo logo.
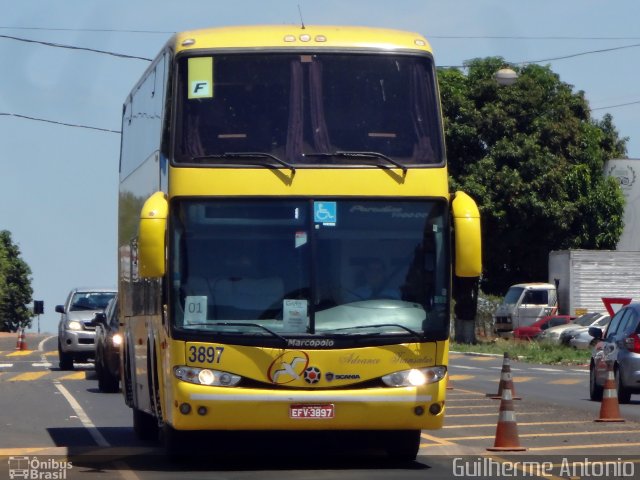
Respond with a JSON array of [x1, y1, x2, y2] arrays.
[[8, 456, 72, 479]]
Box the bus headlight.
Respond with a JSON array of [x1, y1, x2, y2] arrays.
[[174, 366, 241, 387], [381, 366, 446, 387]]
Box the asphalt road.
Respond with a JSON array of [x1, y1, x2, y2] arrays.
[[1, 333, 639, 480]]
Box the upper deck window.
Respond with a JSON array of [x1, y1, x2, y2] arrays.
[[174, 53, 443, 167]]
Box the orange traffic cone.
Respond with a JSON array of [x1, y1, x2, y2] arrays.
[[594, 362, 625, 423], [487, 352, 521, 400], [15, 328, 27, 351], [486, 380, 526, 451]]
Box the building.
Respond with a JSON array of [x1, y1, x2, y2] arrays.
[[604, 158, 640, 251]]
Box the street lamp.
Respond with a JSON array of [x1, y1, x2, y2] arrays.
[[495, 67, 518, 86]]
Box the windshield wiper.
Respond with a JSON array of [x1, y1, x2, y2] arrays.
[[210, 322, 289, 345], [191, 152, 296, 176], [303, 151, 408, 175], [327, 323, 422, 341]]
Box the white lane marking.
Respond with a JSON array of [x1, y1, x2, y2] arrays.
[[38, 336, 56, 352], [53, 381, 109, 447], [54, 382, 140, 480], [529, 367, 564, 372], [0, 363, 13, 368], [450, 365, 482, 370], [38, 336, 56, 366]]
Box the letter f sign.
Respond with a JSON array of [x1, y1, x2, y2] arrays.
[[190, 80, 211, 98]]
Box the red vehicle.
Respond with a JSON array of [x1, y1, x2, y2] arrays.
[[513, 315, 574, 340]]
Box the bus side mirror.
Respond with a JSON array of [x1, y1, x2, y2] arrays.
[[138, 191, 168, 278], [451, 191, 482, 278]]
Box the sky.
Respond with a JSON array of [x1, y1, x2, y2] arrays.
[[1, 0, 639, 334]]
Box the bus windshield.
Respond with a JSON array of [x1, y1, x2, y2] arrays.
[[174, 53, 443, 166], [170, 199, 449, 343]]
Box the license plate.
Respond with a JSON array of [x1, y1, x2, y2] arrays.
[[289, 404, 335, 419]]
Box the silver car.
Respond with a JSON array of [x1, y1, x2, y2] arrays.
[[563, 314, 610, 348], [539, 311, 602, 344], [589, 302, 640, 403], [56, 287, 117, 370]]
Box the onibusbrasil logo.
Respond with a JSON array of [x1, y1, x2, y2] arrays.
[[7, 456, 72, 479]]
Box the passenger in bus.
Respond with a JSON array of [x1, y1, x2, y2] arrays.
[[347, 259, 401, 302]]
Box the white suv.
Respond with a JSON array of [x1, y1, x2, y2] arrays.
[[56, 287, 116, 370]]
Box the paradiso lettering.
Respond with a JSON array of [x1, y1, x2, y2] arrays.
[[349, 205, 428, 218]]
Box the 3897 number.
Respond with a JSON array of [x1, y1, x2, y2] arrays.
[[187, 345, 224, 364]]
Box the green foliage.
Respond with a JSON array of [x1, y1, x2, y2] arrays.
[[0, 231, 33, 332], [439, 58, 627, 294], [451, 338, 591, 365]]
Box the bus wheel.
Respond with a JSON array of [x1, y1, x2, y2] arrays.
[[384, 430, 420, 462], [133, 408, 159, 442]]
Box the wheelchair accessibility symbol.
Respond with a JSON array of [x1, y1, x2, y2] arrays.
[[314, 201, 337, 224]]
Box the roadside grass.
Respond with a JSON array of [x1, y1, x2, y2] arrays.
[[450, 338, 591, 365]]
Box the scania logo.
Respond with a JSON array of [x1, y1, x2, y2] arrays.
[[325, 372, 361, 382], [267, 351, 309, 384]]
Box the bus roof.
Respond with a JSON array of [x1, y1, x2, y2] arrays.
[[169, 25, 432, 55]]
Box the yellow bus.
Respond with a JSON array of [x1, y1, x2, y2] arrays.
[[118, 24, 481, 459]]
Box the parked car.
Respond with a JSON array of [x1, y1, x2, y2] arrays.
[[538, 312, 603, 344], [559, 312, 609, 345], [513, 315, 574, 340], [92, 295, 121, 393], [56, 287, 117, 370], [589, 302, 640, 403], [567, 315, 610, 349]]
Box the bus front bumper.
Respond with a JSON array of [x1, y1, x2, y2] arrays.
[[168, 383, 446, 431]]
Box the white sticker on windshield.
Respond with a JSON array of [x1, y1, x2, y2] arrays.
[[295, 231, 307, 248], [184, 296, 207, 324], [283, 299, 308, 332]]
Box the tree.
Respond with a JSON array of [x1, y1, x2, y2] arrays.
[[438, 57, 627, 296], [0, 231, 33, 332]]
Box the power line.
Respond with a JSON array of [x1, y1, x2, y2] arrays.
[[2, 27, 640, 41], [0, 26, 174, 34], [523, 42, 640, 64], [3, 31, 639, 68], [430, 35, 640, 41], [0, 112, 120, 134], [0, 34, 152, 61], [439, 42, 640, 68], [592, 100, 640, 111]]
